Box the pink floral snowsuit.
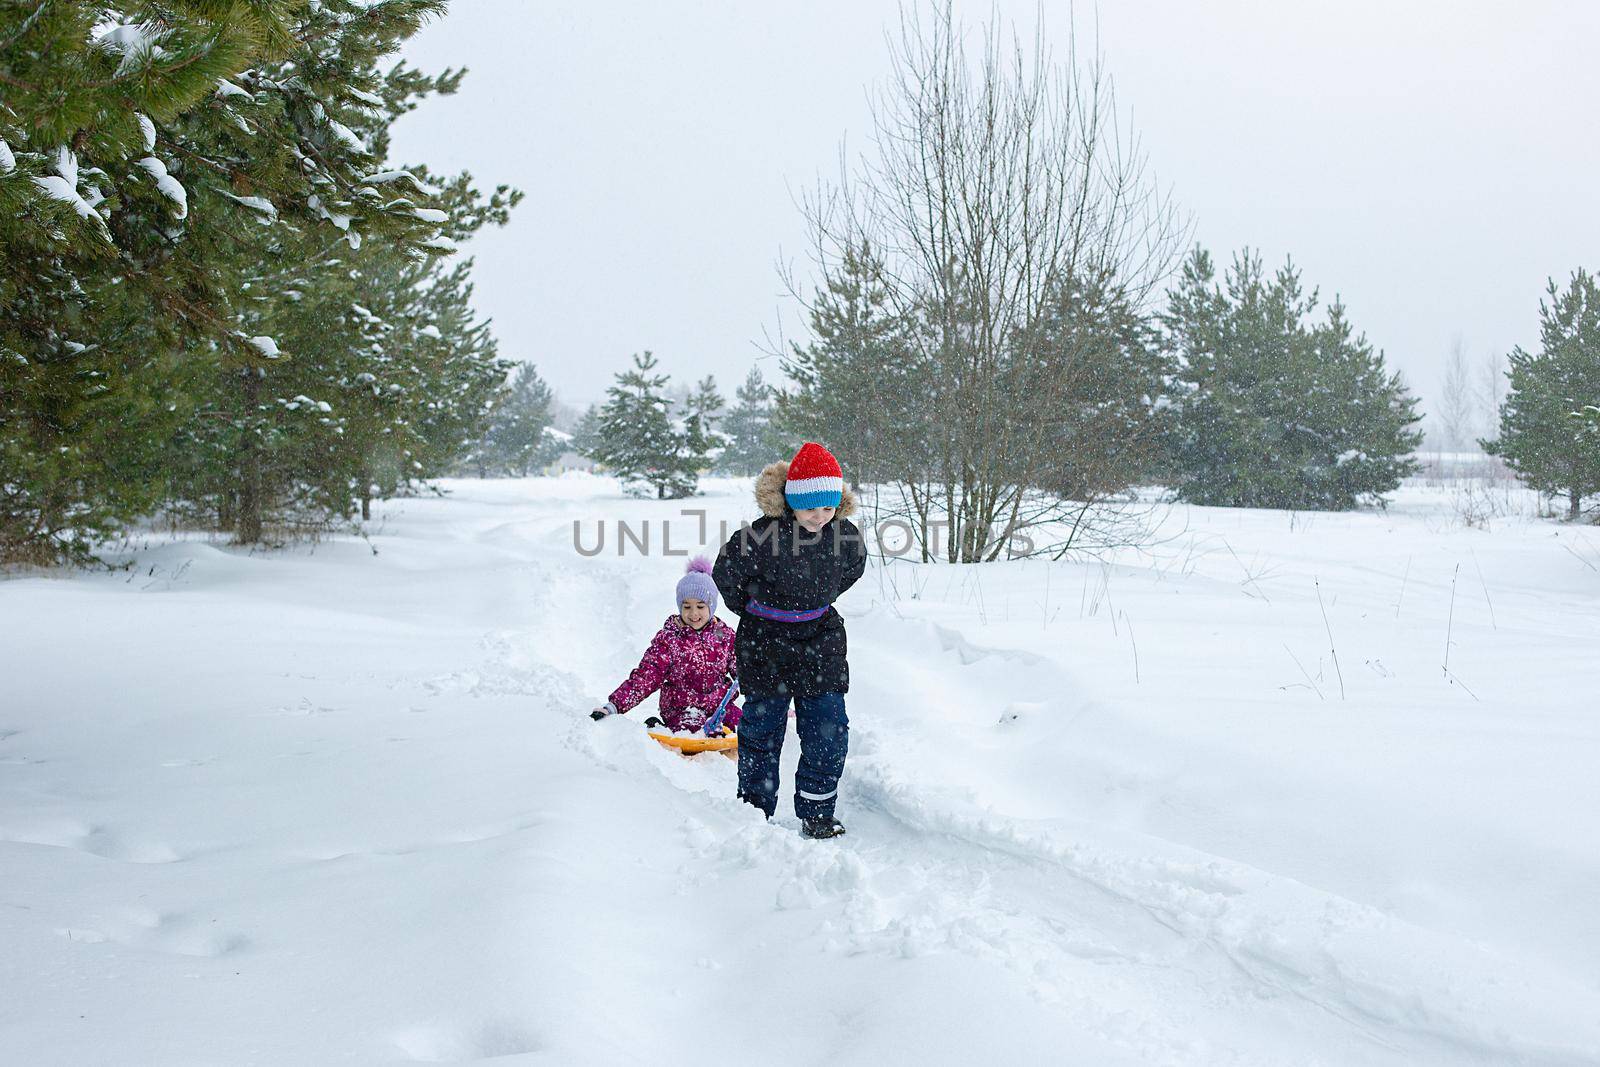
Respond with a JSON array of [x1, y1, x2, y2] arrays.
[[608, 614, 742, 732]]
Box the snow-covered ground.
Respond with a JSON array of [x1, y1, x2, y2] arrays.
[[3, 476, 1599, 1066]]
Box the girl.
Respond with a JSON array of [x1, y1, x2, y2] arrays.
[[712, 441, 867, 839], [591, 556, 742, 733]]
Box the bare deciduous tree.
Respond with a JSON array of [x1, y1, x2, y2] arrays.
[[781, 1, 1185, 562], [1478, 349, 1507, 445], [1437, 335, 1472, 452]]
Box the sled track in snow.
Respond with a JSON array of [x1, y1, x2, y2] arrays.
[[847, 614, 1600, 1066], [846, 762, 1599, 1067]]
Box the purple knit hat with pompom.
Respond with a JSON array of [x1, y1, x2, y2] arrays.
[[675, 555, 719, 615]]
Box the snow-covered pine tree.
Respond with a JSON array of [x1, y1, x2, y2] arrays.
[[593, 351, 696, 498], [1485, 270, 1600, 520], [1163, 247, 1422, 510], [1, 1, 291, 563], [779, 239, 923, 487], [1577, 407, 1600, 501], [403, 253, 516, 491], [231, 226, 513, 525], [157, 5, 516, 541], [718, 367, 782, 476], [1022, 267, 1176, 499], [681, 374, 726, 474], [484, 363, 559, 477], [571, 403, 603, 464], [2, 1, 499, 559], [182, 3, 503, 543], [1580, 406, 1600, 447]]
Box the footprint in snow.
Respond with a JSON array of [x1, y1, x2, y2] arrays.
[[279, 697, 336, 716], [390, 1019, 541, 1062], [0, 819, 186, 864], [56, 910, 250, 958]]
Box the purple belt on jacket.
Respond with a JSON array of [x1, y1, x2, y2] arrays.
[[745, 598, 830, 622]]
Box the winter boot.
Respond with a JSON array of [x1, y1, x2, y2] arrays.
[[800, 816, 846, 840]]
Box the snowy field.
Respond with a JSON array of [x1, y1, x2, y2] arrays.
[[3, 475, 1599, 1066]]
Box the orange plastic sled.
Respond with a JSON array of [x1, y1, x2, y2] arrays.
[[648, 729, 739, 757]]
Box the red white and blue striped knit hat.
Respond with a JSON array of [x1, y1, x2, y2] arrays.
[[784, 441, 843, 511]]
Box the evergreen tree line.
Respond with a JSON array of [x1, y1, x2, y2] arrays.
[[767, 250, 1600, 527], [554, 353, 783, 499], [551, 257, 1413, 520], [480, 254, 1600, 529], [1, 0, 522, 564], [459, 355, 777, 493], [571, 253, 1600, 531], [463, 363, 565, 479], [563, 240, 1426, 515], [773, 242, 1423, 517]]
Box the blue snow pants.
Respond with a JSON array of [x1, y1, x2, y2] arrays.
[[736, 691, 848, 821]]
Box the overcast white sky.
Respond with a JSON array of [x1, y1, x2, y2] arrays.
[[389, 1, 1600, 419]]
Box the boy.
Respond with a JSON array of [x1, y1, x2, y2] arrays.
[[712, 441, 867, 839]]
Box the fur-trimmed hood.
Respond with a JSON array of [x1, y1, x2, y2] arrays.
[[754, 460, 858, 520]]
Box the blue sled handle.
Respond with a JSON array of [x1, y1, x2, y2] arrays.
[[702, 680, 740, 735]]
